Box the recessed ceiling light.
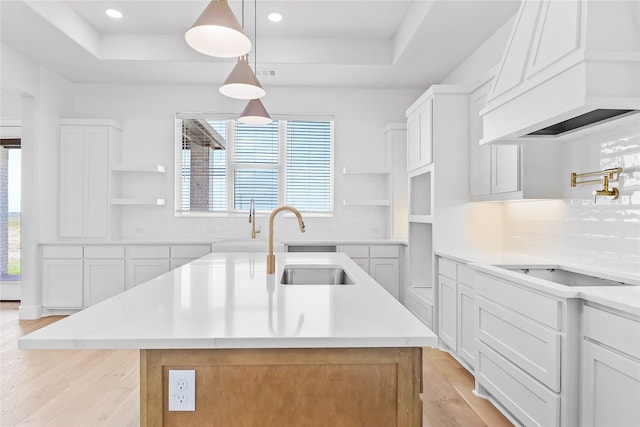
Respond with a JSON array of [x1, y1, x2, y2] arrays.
[[105, 9, 123, 19], [268, 12, 282, 23]]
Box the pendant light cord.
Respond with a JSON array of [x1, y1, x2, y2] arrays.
[[254, 0, 257, 70], [241, 0, 245, 28]]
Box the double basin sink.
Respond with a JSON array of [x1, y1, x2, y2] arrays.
[[280, 265, 355, 285]]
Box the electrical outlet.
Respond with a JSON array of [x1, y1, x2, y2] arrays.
[[168, 369, 195, 411]]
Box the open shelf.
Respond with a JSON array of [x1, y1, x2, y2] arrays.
[[111, 164, 166, 173], [409, 215, 433, 224], [342, 167, 390, 175], [111, 198, 166, 206], [342, 199, 391, 207], [409, 170, 433, 217]]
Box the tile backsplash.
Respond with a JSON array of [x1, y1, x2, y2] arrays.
[[502, 120, 640, 276]]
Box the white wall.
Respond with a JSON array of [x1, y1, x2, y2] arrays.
[[503, 119, 640, 276], [70, 83, 421, 243], [1, 43, 74, 316]]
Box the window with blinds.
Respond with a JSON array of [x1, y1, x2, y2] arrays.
[[177, 116, 333, 214], [286, 121, 332, 212]]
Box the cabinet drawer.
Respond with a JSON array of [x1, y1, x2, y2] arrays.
[[584, 305, 640, 359], [84, 246, 125, 259], [170, 245, 211, 259], [337, 245, 369, 258], [477, 341, 560, 427], [478, 298, 561, 391], [369, 245, 400, 258], [457, 264, 475, 286], [477, 272, 561, 330], [42, 246, 83, 259], [126, 245, 170, 259], [438, 257, 457, 279]]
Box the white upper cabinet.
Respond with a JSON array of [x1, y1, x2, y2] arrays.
[[406, 97, 432, 172], [469, 78, 563, 201], [59, 120, 121, 238]]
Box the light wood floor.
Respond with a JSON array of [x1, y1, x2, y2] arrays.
[[1, 301, 511, 426]]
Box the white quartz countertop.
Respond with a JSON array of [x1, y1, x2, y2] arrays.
[[19, 252, 436, 350], [436, 250, 640, 316]]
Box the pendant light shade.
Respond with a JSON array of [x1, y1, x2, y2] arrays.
[[220, 55, 266, 99], [185, 0, 251, 58], [238, 99, 272, 125]]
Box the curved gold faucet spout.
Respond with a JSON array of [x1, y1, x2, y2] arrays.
[[267, 205, 306, 274]]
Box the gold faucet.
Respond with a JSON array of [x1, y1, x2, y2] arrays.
[[249, 199, 261, 239], [267, 205, 305, 274], [570, 167, 622, 203]]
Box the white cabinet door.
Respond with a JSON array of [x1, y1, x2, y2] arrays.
[[418, 99, 433, 166], [457, 282, 476, 369], [84, 259, 125, 307], [581, 340, 640, 427], [83, 127, 109, 237], [59, 127, 85, 237], [59, 125, 110, 237], [351, 258, 370, 274], [407, 112, 421, 172], [42, 259, 83, 308], [126, 259, 171, 289], [491, 145, 520, 194], [407, 98, 433, 171], [438, 275, 457, 350], [83, 259, 125, 307], [469, 81, 492, 197], [369, 258, 400, 299]]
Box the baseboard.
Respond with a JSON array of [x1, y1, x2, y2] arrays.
[[18, 304, 42, 319]]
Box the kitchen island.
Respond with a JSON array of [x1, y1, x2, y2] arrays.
[[20, 252, 437, 426]]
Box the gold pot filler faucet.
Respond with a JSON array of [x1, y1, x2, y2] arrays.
[[267, 205, 305, 274]]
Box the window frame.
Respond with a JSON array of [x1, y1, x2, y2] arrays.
[[175, 113, 334, 217]]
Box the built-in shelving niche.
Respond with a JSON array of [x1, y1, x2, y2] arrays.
[[341, 167, 391, 207], [408, 166, 433, 223], [110, 164, 166, 206]]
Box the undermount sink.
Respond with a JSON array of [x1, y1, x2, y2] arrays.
[[280, 265, 355, 285], [503, 266, 632, 287]]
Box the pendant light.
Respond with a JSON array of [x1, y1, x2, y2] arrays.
[[238, 99, 272, 125], [219, 55, 266, 99], [185, 0, 251, 58], [238, 0, 272, 125]]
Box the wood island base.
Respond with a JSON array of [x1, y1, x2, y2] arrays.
[[140, 347, 423, 427]]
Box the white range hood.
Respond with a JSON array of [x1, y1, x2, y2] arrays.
[[480, 0, 640, 144]]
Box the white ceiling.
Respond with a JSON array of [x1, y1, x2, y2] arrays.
[[0, 0, 520, 89]]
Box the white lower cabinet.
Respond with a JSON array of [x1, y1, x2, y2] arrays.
[[84, 259, 125, 306], [125, 246, 171, 289], [457, 282, 476, 367], [125, 259, 170, 289], [42, 246, 83, 309], [437, 256, 476, 370], [369, 257, 400, 299], [475, 270, 580, 427], [337, 244, 404, 300], [42, 244, 213, 309], [83, 245, 125, 307], [581, 304, 640, 426], [42, 259, 83, 309], [438, 275, 457, 349]]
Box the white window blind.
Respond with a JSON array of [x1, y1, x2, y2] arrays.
[[177, 116, 333, 215], [286, 120, 332, 212], [234, 121, 279, 211]]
